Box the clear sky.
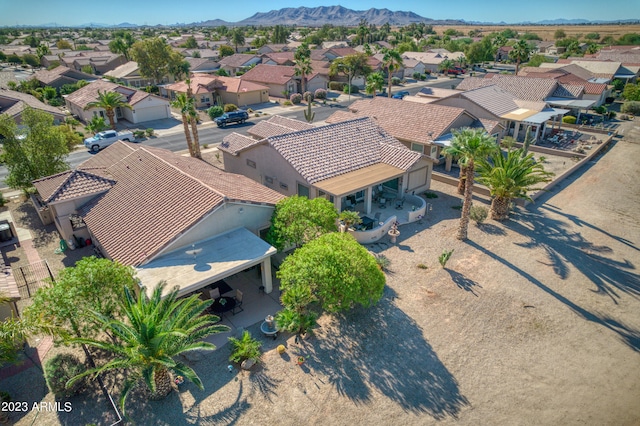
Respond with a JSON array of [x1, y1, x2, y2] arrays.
[[1, 0, 638, 26]]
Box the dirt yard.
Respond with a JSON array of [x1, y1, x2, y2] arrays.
[[1, 121, 639, 425]]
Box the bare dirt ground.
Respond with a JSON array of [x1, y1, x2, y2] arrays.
[[432, 24, 640, 41], [2, 121, 639, 425]]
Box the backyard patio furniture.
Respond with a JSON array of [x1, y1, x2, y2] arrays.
[[210, 296, 236, 319], [361, 216, 375, 230], [209, 287, 220, 300], [233, 289, 244, 314], [395, 198, 405, 210], [379, 198, 387, 209]]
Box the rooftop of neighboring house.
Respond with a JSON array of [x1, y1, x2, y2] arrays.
[[218, 53, 260, 68], [325, 96, 472, 144], [184, 57, 219, 71], [240, 64, 299, 85], [261, 51, 295, 65], [65, 79, 162, 108], [401, 51, 447, 65], [164, 75, 268, 95], [220, 116, 422, 185], [458, 75, 577, 102], [545, 60, 623, 79], [104, 61, 140, 79], [0, 88, 66, 120], [33, 142, 284, 266], [247, 115, 314, 139], [33, 65, 96, 85]]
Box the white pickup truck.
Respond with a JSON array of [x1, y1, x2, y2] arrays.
[[84, 130, 133, 152]]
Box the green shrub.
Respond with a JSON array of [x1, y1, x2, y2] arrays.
[[343, 84, 359, 94], [223, 103, 238, 112], [44, 354, 86, 397], [303, 91, 313, 102], [373, 253, 391, 271], [329, 81, 345, 91], [621, 101, 640, 115], [592, 105, 606, 114], [438, 249, 454, 269], [228, 331, 262, 364], [207, 106, 224, 120], [562, 116, 577, 124], [423, 192, 438, 199], [133, 130, 146, 139], [145, 128, 154, 137], [391, 77, 401, 85], [290, 93, 302, 104], [470, 205, 488, 224], [0, 193, 5, 207], [412, 72, 422, 80], [283, 100, 293, 106]]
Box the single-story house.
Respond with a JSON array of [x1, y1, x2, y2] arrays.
[[32, 142, 284, 296], [240, 64, 300, 97], [104, 61, 174, 88], [162, 75, 269, 108], [32, 66, 96, 89], [218, 54, 262, 76], [257, 44, 290, 54], [185, 57, 220, 74], [0, 88, 66, 124], [65, 80, 171, 125], [59, 52, 126, 75], [219, 116, 430, 215]]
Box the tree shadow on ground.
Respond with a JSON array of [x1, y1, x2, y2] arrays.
[[303, 288, 469, 419], [446, 269, 482, 296], [13, 202, 57, 249], [477, 223, 507, 236], [505, 208, 640, 304]]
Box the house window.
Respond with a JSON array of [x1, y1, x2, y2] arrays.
[[297, 183, 310, 198], [410, 143, 424, 154], [318, 190, 334, 203], [279, 182, 288, 190], [265, 176, 274, 184], [430, 146, 439, 158], [246, 159, 256, 168]]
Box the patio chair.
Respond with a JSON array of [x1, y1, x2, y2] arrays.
[[233, 290, 244, 315], [395, 198, 405, 210], [379, 197, 387, 209], [209, 287, 220, 300]]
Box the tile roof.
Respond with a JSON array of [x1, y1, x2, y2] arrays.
[[326, 97, 469, 143], [247, 116, 313, 139], [265, 117, 421, 184], [33, 65, 95, 85], [554, 83, 584, 98], [65, 80, 161, 108], [219, 132, 264, 155], [458, 75, 563, 102], [455, 85, 520, 117], [76, 142, 283, 266], [218, 53, 259, 68], [33, 170, 116, 203], [164, 75, 267, 95], [104, 61, 140, 78], [0, 88, 66, 119], [261, 51, 295, 65], [473, 118, 503, 134], [240, 64, 296, 85]]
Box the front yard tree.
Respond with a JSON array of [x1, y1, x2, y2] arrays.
[[365, 72, 385, 96], [219, 44, 234, 58], [266, 195, 338, 251], [294, 42, 312, 93], [25, 257, 138, 340], [509, 40, 532, 75], [67, 282, 229, 418], [231, 27, 245, 53], [171, 91, 200, 159], [477, 148, 554, 220], [278, 232, 385, 313], [329, 53, 373, 89], [443, 128, 498, 240], [130, 37, 174, 84], [84, 90, 132, 130], [0, 107, 69, 190], [382, 48, 403, 98], [492, 34, 507, 65]]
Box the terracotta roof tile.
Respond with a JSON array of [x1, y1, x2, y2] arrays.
[[459, 75, 568, 102], [240, 64, 295, 85], [65, 80, 162, 109], [33, 170, 116, 203], [220, 133, 264, 155], [218, 53, 259, 68], [246, 116, 314, 139], [326, 97, 469, 143], [0, 88, 66, 119]]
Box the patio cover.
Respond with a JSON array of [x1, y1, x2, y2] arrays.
[[501, 108, 540, 122], [521, 108, 569, 125], [545, 98, 595, 109], [314, 163, 404, 196], [136, 227, 276, 298]]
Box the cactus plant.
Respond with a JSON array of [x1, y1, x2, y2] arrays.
[[304, 100, 315, 123]]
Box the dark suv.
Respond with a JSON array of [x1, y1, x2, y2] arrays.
[[215, 110, 249, 127]]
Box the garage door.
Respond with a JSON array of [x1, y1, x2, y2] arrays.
[[134, 105, 169, 123]]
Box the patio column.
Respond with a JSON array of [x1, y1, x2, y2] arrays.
[[533, 125, 541, 142], [445, 155, 453, 172], [364, 187, 372, 214], [261, 257, 273, 294], [335, 197, 342, 213], [513, 122, 521, 141]]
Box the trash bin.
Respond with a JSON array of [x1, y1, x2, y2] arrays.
[[0, 223, 12, 242]]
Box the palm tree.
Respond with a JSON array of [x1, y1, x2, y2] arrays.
[[443, 128, 498, 240], [68, 282, 229, 418], [365, 72, 385, 96], [294, 42, 312, 94], [509, 40, 531, 75], [438, 58, 455, 75], [171, 92, 196, 158], [492, 34, 507, 65], [477, 148, 554, 220], [382, 48, 403, 98], [231, 28, 245, 53], [84, 90, 132, 130]]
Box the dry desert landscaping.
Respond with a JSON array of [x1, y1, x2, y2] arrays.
[[1, 121, 639, 425]]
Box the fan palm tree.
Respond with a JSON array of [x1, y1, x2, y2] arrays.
[[171, 93, 195, 157], [509, 40, 531, 75], [443, 128, 498, 240], [84, 90, 132, 130], [231, 28, 245, 53], [382, 48, 403, 98], [477, 148, 554, 220], [492, 34, 507, 65], [365, 72, 385, 96], [294, 56, 313, 94], [67, 282, 229, 418]]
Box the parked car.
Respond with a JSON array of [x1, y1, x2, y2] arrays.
[[472, 65, 487, 72], [84, 130, 133, 152], [446, 68, 463, 76], [215, 110, 249, 127], [392, 90, 410, 99]]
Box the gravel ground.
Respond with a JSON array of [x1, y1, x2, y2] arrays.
[[2, 121, 639, 425]]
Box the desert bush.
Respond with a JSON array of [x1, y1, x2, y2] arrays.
[[290, 93, 302, 104], [314, 88, 327, 99], [621, 101, 640, 115], [470, 205, 488, 224], [228, 330, 261, 364], [391, 77, 402, 85], [207, 106, 224, 119], [438, 249, 454, 269], [145, 128, 154, 137], [223, 103, 238, 112], [562, 116, 577, 124], [303, 91, 313, 102], [133, 130, 146, 139], [283, 100, 293, 106], [343, 84, 359, 94], [373, 253, 391, 271], [412, 72, 422, 80], [329, 81, 345, 91], [44, 354, 86, 397]]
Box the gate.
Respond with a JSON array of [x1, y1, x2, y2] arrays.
[[13, 260, 54, 299]]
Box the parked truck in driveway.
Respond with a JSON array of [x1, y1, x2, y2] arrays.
[[84, 130, 133, 152]]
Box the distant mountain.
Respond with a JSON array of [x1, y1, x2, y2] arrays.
[[194, 19, 232, 27], [114, 22, 138, 28], [233, 6, 463, 26]]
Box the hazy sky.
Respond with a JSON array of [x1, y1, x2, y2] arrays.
[[1, 0, 638, 26]]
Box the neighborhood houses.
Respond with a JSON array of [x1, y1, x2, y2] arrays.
[[0, 11, 639, 426]]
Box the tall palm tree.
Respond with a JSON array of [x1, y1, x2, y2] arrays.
[[84, 90, 132, 130], [171, 93, 195, 157], [294, 42, 312, 94], [231, 28, 245, 53], [68, 282, 228, 418], [382, 48, 403, 98], [443, 128, 498, 240], [492, 34, 507, 65], [509, 40, 531, 75], [365, 72, 385, 96], [477, 148, 554, 220]]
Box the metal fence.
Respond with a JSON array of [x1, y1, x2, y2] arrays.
[[14, 260, 54, 299]]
